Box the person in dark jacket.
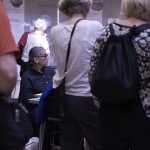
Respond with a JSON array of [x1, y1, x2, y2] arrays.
[[18, 46, 55, 136]]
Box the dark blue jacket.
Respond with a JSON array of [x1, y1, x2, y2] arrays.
[[18, 66, 55, 105]]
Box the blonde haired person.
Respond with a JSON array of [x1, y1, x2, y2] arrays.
[[89, 0, 150, 149], [50, 0, 103, 150], [121, 0, 150, 21]]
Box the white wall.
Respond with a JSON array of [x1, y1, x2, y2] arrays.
[[102, 0, 121, 25], [3, 0, 25, 43]]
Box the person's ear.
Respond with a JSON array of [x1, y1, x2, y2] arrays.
[[34, 57, 39, 63]]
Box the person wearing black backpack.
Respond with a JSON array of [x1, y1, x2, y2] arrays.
[[89, 0, 150, 149]]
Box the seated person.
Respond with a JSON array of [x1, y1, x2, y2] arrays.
[[18, 46, 55, 136]]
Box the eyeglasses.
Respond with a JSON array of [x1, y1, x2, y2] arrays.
[[36, 54, 49, 58]]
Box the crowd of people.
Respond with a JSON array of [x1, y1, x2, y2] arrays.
[[1, 0, 150, 150]]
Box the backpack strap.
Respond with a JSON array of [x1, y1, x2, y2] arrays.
[[109, 23, 150, 36], [109, 24, 115, 35], [134, 24, 150, 35], [109, 23, 135, 36], [108, 23, 134, 35]]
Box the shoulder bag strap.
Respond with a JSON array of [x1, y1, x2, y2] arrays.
[[64, 19, 83, 73]]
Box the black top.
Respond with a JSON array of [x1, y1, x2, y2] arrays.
[[18, 66, 55, 105]]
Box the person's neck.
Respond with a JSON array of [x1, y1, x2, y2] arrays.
[[33, 30, 44, 35], [63, 14, 85, 25], [32, 65, 43, 73], [117, 17, 148, 27]]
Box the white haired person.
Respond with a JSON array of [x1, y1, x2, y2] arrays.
[[50, 0, 103, 150], [18, 18, 50, 77]]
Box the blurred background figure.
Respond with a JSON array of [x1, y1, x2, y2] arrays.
[[17, 18, 50, 77]]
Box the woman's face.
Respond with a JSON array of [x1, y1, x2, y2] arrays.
[[35, 50, 49, 67]]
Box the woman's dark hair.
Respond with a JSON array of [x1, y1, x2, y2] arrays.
[[28, 46, 44, 66], [58, 0, 92, 17]]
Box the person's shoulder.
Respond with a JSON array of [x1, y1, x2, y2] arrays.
[[85, 19, 102, 24], [50, 23, 68, 41], [45, 66, 55, 72], [82, 20, 103, 28], [22, 32, 30, 37], [0, 3, 7, 18], [97, 23, 110, 33], [44, 66, 55, 76], [22, 69, 33, 79], [77, 20, 103, 33], [51, 24, 64, 34], [95, 24, 110, 40]]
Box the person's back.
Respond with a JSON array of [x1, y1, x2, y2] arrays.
[[50, 0, 103, 150], [51, 19, 102, 96], [89, 0, 150, 150]]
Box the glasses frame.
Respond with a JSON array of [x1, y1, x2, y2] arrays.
[[35, 54, 49, 58]]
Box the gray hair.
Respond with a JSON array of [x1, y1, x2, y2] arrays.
[[29, 47, 44, 66]]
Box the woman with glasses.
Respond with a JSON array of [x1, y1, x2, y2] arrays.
[[18, 46, 55, 137]]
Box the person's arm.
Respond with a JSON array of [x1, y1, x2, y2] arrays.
[[18, 75, 34, 104], [0, 3, 18, 97], [88, 22, 104, 80], [0, 53, 17, 96]]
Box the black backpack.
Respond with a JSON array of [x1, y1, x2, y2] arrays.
[[91, 23, 150, 103]]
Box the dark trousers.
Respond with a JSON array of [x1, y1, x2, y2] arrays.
[[98, 99, 150, 150], [60, 95, 101, 150], [42, 121, 60, 150], [29, 106, 60, 150], [29, 106, 39, 137]]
